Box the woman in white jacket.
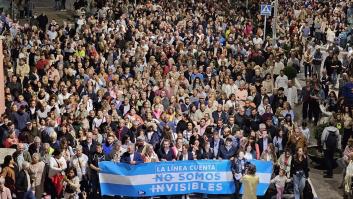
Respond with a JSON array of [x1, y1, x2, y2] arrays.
[[49, 149, 67, 178]]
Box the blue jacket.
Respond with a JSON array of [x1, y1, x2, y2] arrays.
[[120, 152, 144, 164]]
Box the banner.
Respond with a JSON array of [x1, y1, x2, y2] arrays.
[[98, 159, 273, 197], [98, 160, 235, 197]]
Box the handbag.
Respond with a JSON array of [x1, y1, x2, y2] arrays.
[[51, 158, 64, 197]]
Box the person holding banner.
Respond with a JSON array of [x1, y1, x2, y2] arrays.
[[158, 139, 177, 161], [88, 143, 106, 199], [178, 144, 194, 160], [120, 143, 144, 165], [232, 150, 248, 199]]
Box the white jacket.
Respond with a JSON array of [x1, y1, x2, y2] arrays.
[[49, 156, 67, 178], [321, 126, 341, 150]]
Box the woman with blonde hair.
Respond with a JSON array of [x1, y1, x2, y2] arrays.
[[141, 144, 159, 163]]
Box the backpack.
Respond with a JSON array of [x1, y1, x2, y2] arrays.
[[325, 130, 337, 150]]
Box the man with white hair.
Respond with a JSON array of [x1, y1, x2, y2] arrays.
[[13, 143, 32, 171]]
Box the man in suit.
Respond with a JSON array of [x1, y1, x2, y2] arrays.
[[212, 104, 228, 124], [209, 132, 224, 159], [257, 130, 273, 154], [81, 132, 97, 157], [120, 143, 144, 165], [178, 144, 194, 160]]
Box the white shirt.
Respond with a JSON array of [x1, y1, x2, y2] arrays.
[[130, 153, 134, 161], [58, 93, 71, 106], [275, 75, 288, 89], [273, 62, 284, 75], [286, 86, 298, 107], [253, 37, 263, 46], [49, 156, 67, 178], [70, 154, 89, 181]]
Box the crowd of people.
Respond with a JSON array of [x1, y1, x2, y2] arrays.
[[0, 0, 353, 198]]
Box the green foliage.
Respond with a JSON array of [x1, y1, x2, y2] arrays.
[[283, 66, 297, 80], [314, 123, 330, 141]]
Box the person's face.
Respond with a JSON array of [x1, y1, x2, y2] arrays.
[[298, 148, 303, 156], [187, 123, 193, 130], [107, 136, 114, 144], [182, 146, 188, 153], [127, 145, 134, 154], [76, 149, 82, 156], [68, 170, 75, 178], [247, 145, 252, 152], [96, 146, 103, 153], [226, 141, 232, 147], [226, 117, 234, 125], [163, 141, 170, 149], [18, 145, 24, 153], [32, 155, 39, 163]]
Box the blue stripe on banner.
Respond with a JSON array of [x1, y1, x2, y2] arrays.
[[99, 160, 232, 176], [100, 181, 235, 197]]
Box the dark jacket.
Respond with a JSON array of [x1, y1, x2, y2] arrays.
[[290, 155, 309, 178], [219, 145, 237, 160], [158, 147, 176, 161], [212, 111, 228, 124], [81, 140, 97, 156], [257, 137, 273, 154], [16, 170, 30, 192], [120, 152, 144, 164], [178, 152, 194, 160], [209, 138, 224, 158]]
